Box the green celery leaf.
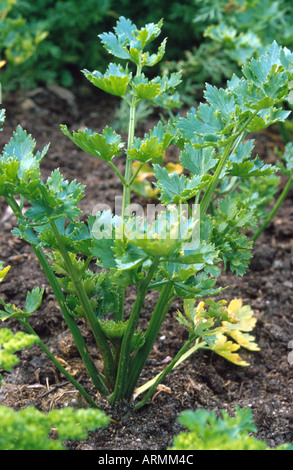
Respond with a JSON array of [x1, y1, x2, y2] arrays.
[[0, 126, 48, 199], [99, 17, 166, 67], [131, 75, 162, 100], [24, 288, 44, 314], [4, 126, 36, 161], [25, 169, 84, 222], [82, 64, 132, 97], [228, 158, 276, 177], [61, 125, 124, 161], [180, 144, 217, 175], [128, 121, 175, 164], [204, 83, 236, 121], [154, 165, 209, 204], [114, 240, 148, 270], [127, 136, 163, 163]]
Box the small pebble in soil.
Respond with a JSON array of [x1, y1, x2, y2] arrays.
[[250, 246, 275, 271]]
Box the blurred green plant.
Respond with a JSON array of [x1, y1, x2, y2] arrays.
[[0, 0, 47, 89], [2, 0, 112, 89], [1, 0, 200, 90], [163, 0, 293, 102], [0, 405, 109, 450], [169, 406, 293, 450]]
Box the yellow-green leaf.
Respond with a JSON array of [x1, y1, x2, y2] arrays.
[[0, 265, 10, 283], [208, 333, 249, 366], [223, 299, 260, 351]]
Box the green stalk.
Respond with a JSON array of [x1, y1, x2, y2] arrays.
[[128, 162, 144, 186], [200, 132, 244, 216], [126, 283, 174, 400], [122, 63, 142, 220], [133, 338, 204, 403], [32, 247, 109, 396], [49, 219, 116, 391], [135, 334, 196, 410], [122, 95, 137, 220], [20, 320, 100, 409], [4, 196, 108, 396], [108, 161, 127, 186], [110, 257, 160, 405], [200, 111, 258, 216], [114, 286, 125, 323], [252, 173, 293, 242]]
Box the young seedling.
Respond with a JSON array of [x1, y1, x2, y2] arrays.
[[0, 18, 292, 410]]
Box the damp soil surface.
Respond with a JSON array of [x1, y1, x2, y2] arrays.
[[0, 85, 292, 451]]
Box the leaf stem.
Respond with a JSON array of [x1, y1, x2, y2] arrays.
[[135, 334, 196, 410], [49, 219, 116, 391], [4, 196, 109, 396], [200, 110, 258, 216], [126, 283, 174, 400], [108, 161, 127, 185], [128, 162, 144, 186], [110, 257, 160, 405], [122, 64, 142, 220], [122, 96, 137, 219]]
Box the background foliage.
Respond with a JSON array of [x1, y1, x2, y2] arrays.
[[2, 0, 293, 94]]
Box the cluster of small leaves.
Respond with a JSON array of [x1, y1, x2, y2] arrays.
[[177, 298, 260, 366], [0, 405, 109, 450], [169, 406, 293, 450], [277, 142, 293, 176], [0, 0, 47, 73], [163, 0, 293, 99], [80, 16, 181, 100], [220, 173, 281, 224], [0, 323, 109, 451], [2, 0, 112, 89], [154, 41, 293, 275], [201, 0, 293, 53], [0, 327, 38, 376], [0, 326, 38, 388], [0, 125, 85, 223]]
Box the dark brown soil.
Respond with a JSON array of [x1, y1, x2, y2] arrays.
[[0, 86, 292, 451]]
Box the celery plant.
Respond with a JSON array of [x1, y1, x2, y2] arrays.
[[0, 18, 293, 409]]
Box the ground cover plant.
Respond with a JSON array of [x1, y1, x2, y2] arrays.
[[0, 17, 293, 437], [169, 406, 293, 450]]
